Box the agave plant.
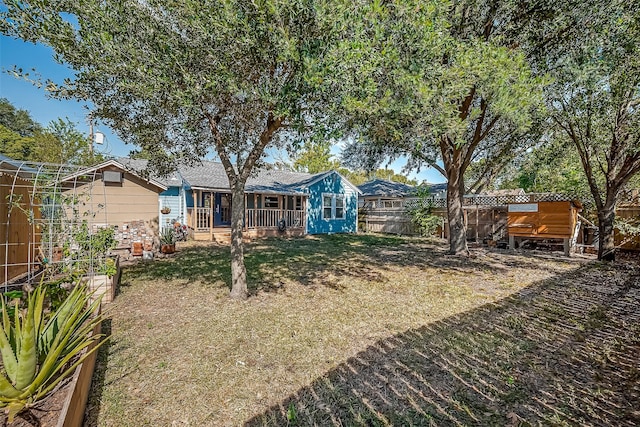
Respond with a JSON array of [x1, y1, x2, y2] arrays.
[[0, 284, 105, 422]]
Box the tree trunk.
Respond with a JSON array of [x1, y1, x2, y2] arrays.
[[446, 167, 468, 255], [597, 200, 616, 262], [229, 183, 248, 300]]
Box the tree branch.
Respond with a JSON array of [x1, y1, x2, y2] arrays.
[[202, 108, 238, 187]]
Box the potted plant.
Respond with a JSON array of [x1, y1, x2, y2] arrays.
[[160, 227, 176, 254], [160, 206, 171, 214]]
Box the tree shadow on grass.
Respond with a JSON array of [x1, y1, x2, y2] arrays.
[[120, 234, 573, 295], [245, 262, 640, 426]]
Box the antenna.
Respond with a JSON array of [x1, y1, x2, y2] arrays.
[[94, 131, 105, 145]]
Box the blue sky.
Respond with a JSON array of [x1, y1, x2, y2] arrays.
[[1, 35, 445, 183]]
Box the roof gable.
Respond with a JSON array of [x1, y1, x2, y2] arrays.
[[61, 159, 168, 191], [297, 170, 362, 194]]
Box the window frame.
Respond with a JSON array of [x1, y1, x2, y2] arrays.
[[322, 193, 346, 220]]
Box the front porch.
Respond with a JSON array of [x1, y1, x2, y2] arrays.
[[186, 191, 307, 243]]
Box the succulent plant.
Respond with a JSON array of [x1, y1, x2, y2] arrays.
[[160, 227, 176, 245], [0, 284, 105, 422]]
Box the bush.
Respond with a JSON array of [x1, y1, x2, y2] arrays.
[[406, 185, 442, 236]]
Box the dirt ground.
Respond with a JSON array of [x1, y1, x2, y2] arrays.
[[84, 235, 639, 426]]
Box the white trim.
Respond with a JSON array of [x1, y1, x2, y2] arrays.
[[508, 203, 539, 212], [60, 159, 168, 191], [301, 170, 362, 195], [322, 193, 346, 221]]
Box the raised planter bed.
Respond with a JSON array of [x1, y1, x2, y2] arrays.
[[0, 317, 102, 427], [57, 318, 102, 427], [83, 255, 121, 305]]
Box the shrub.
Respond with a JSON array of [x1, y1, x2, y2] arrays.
[[406, 185, 442, 236]]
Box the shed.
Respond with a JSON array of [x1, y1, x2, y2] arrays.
[[615, 191, 640, 250], [507, 200, 582, 255]]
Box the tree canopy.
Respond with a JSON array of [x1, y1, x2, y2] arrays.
[[1, 0, 351, 298], [323, 0, 544, 253], [0, 98, 99, 164], [543, 0, 640, 260]]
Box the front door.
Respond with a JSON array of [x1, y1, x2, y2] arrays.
[[214, 193, 232, 226]]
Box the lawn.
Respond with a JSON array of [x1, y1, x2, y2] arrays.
[[85, 234, 639, 426]]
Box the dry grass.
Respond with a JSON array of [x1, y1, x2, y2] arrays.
[[85, 234, 639, 426]]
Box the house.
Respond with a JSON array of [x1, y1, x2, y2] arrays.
[[119, 159, 360, 243], [60, 159, 168, 249], [358, 179, 416, 209]]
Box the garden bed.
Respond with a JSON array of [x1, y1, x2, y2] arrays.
[[0, 318, 102, 427], [83, 255, 121, 305]]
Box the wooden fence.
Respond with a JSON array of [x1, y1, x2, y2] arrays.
[[1, 172, 41, 285], [359, 204, 507, 241]]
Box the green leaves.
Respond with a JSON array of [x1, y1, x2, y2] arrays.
[[0, 284, 105, 422]]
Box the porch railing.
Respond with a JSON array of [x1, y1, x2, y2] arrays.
[[194, 208, 305, 231], [246, 209, 305, 229], [195, 207, 210, 231]]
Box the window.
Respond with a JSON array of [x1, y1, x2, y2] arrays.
[[264, 196, 279, 209], [323, 195, 332, 219], [323, 194, 346, 220], [335, 195, 344, 219]]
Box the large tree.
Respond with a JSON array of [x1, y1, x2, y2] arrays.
[[329, 0, 543, 254], [0, 99, 98, 164], [35, 118, 100, 165], [2, 0, 337, 299], [546, 1, 640, 261]]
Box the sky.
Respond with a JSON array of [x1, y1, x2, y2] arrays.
[[0, 35, 446, 184]]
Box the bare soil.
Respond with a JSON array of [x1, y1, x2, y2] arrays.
[[0, 380, 71, 427]]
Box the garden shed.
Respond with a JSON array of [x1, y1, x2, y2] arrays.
[[507, 198, 582, 255], [615, 189, 640, 250]]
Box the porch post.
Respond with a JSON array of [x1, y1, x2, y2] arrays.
[[244, 193, 248, 231], [209, 193, 213, 241], [283, 194, 287, 224], [192, 190, 197, 230], [253, 194, 257, 229]]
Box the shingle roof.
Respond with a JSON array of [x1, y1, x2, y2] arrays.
[[117, 158, 349, 195], [427, 182, 448, 194], [117, 158, 181, 188], [178, 160, 318, 194], [358, 179, 416, 197]]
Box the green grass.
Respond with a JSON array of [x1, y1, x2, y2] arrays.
[[85, 234, 639, 426]]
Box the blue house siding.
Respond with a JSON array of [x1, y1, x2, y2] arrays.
[[306, 172, 358, 234], [159, 186, 184, 230]]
